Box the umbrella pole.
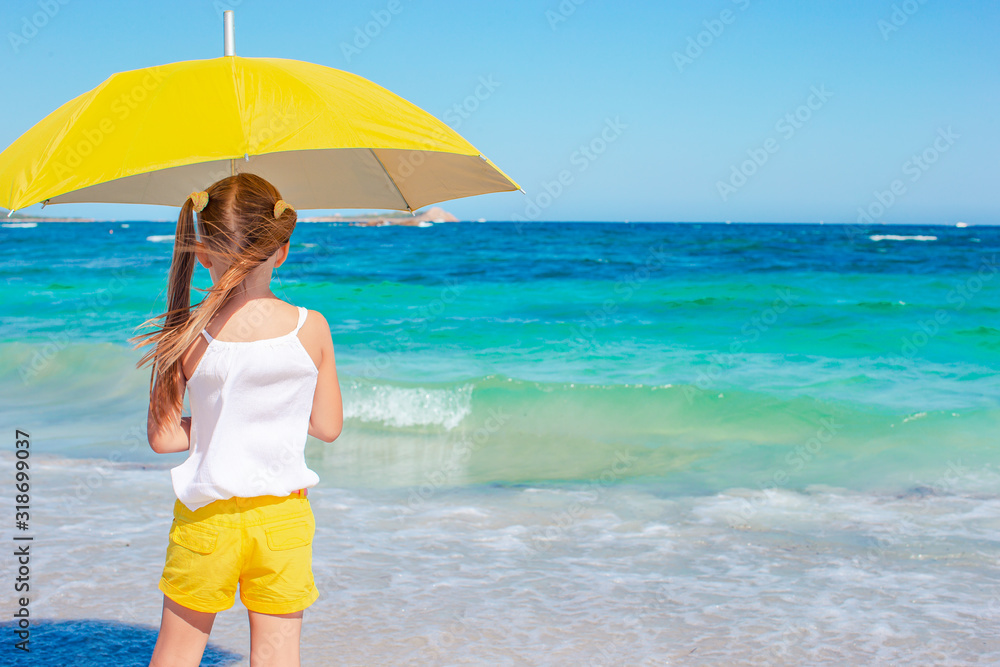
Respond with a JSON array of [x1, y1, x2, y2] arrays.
[[225, 10, 236, 176]]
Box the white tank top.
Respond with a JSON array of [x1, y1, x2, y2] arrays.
[[171, 305, 321, 511]]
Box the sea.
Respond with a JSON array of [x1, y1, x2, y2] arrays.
[[0, 220, 998, 665]]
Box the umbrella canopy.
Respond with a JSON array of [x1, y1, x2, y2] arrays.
[[0, 55, 519, 213]]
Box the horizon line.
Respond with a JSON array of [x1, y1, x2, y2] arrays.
[[2, 219, 994, 227]]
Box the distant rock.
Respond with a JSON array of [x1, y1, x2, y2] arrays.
[[333, 206, 460, 227], [1, 209, 95, 222], [413, 207, 459, 224]]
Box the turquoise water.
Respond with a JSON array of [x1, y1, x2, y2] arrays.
[[3, 220, 999, 664], [2, 220, 998, 494]]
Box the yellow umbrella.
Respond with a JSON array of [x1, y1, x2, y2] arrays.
[[0, 13, 519, 214]]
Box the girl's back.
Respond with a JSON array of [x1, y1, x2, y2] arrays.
[[180, 296, 342, 445], [175, 297, 321, 508], [181, 298, 323, 376]]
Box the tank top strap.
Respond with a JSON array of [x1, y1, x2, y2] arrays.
[[200, 328, 214, 343], [291, 306, 308, 335]]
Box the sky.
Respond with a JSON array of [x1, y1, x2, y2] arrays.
[[1, 0, 998, 223]]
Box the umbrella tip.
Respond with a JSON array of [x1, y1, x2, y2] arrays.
[[224, 10, 235, 56]]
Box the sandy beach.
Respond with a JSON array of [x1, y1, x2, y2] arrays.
[[4, 446, 998, 665]]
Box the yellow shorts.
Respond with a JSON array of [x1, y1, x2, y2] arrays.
[[158, 491, 319, 615]]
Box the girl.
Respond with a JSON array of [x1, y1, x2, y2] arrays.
[[130, 173, 343, 667]]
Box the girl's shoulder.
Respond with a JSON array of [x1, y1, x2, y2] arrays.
[[296, 306, 328, 328], [294, 307, 331, 370], [296, 306, 333, 334]]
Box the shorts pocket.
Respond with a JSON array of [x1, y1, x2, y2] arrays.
[[169, 519, 219, 555], [264, 519, 312, 551]]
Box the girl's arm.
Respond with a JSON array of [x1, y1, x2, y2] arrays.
[[147, 376, 193, 454], [306, 311, 343, 443]]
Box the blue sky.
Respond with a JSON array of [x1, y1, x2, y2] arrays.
[[2, 0, 998, 223]]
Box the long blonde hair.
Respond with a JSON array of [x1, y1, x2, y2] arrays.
[[130, 173, 297, 434]]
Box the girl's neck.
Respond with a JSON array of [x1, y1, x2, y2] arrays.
[[226, 289, 277, 306]]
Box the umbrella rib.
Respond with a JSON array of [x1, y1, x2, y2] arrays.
[[368, 148, 412, 212]]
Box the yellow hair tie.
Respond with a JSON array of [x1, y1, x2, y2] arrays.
[[274, 199, 293, 218], [189, 191, 209, 213]]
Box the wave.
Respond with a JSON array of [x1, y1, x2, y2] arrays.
[[4, 342, 998, 493], [332, 374, 1000, 493], [344, 378, 472, 429], [145, 234, 175, 243], [869, 235, 938, 242]]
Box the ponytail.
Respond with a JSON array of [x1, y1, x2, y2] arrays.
[[130, 197, 198, 432]]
